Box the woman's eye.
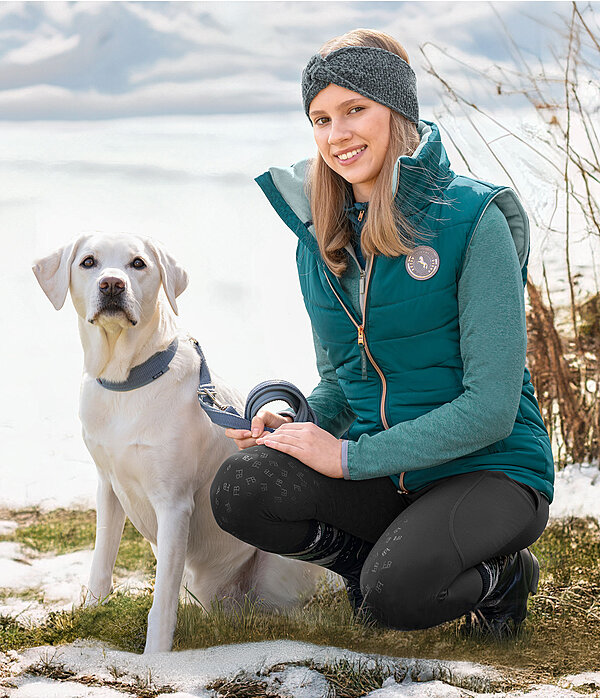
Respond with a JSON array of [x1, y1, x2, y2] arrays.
[[132, 258, 146, 269], [349, 106, 364, 115], [80, 256, 95, 268], [314, 117, 329, 126]]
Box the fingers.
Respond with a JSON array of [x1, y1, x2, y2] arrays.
[[225, 428, 251, 440], [256, 435, 299, 457], [250, 415, 266, 438], [225, 426, 270, 451], [224, 411, 294, 451], [256, 433, 303, 449]]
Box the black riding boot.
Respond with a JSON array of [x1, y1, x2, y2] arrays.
[[466, 548, 540, 637], [284, 521, 372, 617]]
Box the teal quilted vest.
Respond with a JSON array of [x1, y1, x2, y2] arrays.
[[256, 121, 554, 501]]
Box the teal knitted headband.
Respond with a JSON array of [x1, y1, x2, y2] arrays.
[[302, 46, 419, 125]]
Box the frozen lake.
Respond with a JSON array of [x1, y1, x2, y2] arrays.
[[1, 112, 596, 509]]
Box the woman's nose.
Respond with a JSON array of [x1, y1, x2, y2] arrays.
[[328, 119, 352, 145]]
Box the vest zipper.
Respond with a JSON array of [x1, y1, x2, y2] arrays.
[[358, 269, 367, 377], [323, 260, 390, 430]]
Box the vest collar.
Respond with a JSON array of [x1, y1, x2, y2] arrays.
[[393, 120, 454, 218], [255, 119, 456, 256], [96, 337, 179, 392]]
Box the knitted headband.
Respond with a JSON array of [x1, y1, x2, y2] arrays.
[[302, 46, 419, 125]]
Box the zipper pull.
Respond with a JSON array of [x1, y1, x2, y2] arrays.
[[357, 209, 365, 222], [359, 270, 365, 295], [357, 326, 367, 380]]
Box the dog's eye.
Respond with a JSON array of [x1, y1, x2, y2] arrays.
[[80, 256, 95, 268], [131, 258, 146, 269]]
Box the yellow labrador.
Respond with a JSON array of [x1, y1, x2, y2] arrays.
[[32, 233, 318, 653]]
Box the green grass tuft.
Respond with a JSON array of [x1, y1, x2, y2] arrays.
[[0, 592, 151, 654]]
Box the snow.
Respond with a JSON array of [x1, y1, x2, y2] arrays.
[[0, 521, 18, 536], [1, 640, 598, 698], [0, 543, 147, 622], [551, 463, 600, 520], [8, 678, 131, 698]]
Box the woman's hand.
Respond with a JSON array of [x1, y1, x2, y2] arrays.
[[255, 422, 343, 479], [225, 410, 293, 450]]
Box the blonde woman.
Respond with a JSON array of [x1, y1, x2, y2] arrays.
[[210, 29, 553, 636]]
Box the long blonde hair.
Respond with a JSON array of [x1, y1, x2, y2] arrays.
[[307, 29, 421, 276]]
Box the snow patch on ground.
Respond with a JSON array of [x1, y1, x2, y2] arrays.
[[0, 521, 18, 536], [1, 640, 597, 698], [550, 462, 600, 520], [0, 543, 147, 621], [0, 640, 503, 698]]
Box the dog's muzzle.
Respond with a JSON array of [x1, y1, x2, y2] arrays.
[[90, 275, 137, 325]]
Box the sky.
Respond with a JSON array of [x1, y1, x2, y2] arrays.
[[0, 1, 580, 120]]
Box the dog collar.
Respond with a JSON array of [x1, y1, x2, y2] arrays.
[[96, 337, 179, 392]]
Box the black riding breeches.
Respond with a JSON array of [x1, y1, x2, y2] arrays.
[[210, 446, 549, 629]]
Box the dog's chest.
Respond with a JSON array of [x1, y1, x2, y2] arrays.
[[81, 385, 177, 477]]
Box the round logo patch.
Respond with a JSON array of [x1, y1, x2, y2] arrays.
[[405, 246, 440, 280]]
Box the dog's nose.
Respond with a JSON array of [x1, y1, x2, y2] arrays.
[[99, 276, 125, 297]]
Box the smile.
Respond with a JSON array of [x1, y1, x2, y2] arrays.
[[335, 146, 366, 162]]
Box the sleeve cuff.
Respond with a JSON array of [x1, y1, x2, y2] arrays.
[[277, 410, 296, 422], [341, 440, 350, 479]]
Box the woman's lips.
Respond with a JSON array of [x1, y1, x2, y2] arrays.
[[334, 145, 366, 165]]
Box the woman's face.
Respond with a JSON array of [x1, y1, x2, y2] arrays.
[[309, 83, 392, 202]]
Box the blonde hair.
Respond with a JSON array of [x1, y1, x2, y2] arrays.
[[307, 29, 421, 277]]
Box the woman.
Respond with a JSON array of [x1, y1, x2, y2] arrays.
[[210, 29, 553, 635]]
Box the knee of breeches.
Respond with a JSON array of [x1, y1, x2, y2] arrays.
[[210, 451, 272, 535], [210, 453, 255, 533], [360, 554, 444, 631]]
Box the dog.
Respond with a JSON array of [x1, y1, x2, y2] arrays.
[[32, 232, 319, 653]]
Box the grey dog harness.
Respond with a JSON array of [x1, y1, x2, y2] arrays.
[[301, 46, 419, 125], [96, 337, 316, 432]]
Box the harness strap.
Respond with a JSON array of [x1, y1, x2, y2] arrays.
[[192, 339, 317, 431]]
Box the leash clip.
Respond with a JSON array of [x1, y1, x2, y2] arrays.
[[198, 385, 230, 412]]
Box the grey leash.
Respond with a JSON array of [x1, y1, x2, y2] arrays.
[[95, 335, 316, 430], [191, 339, 318, 431]]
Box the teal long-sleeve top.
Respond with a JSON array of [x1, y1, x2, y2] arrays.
[[304, 201, 528, 481]]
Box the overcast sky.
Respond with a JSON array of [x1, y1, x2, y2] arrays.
[[0, 1, 582, 120]]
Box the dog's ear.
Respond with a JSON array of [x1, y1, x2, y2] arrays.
[[32, 239, 81, 310], [147, 241, 188, 315]]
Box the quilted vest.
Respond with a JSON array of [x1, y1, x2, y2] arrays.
[[256, 121, 554, 501]]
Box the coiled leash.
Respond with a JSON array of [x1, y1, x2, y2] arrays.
[[192, 338, 317, 432]]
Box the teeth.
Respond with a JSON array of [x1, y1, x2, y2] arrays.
[[337, 146, 365, 160]]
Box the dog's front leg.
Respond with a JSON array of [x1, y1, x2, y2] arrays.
[[85, 476, 126, 605], [144, 501, 192, 654]]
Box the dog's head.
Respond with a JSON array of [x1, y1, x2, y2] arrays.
[[33, 233, 188, 328]]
